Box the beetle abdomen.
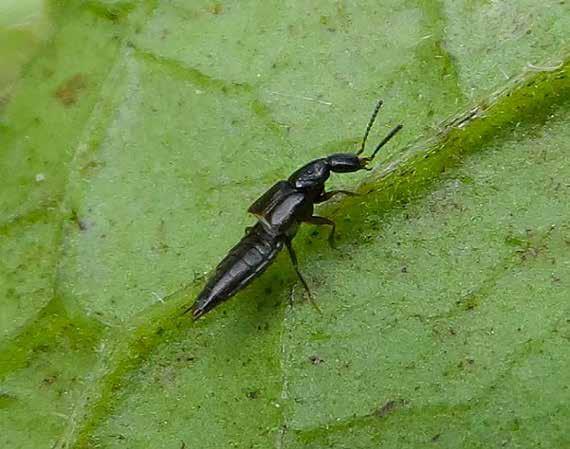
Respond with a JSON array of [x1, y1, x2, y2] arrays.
[[190, 223, 283, 319]]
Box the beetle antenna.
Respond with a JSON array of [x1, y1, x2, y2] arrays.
[[357, 99, 383, 155], [368, 124, 403, 161]]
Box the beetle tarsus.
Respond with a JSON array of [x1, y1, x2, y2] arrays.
[[285, 239, 322, 312]]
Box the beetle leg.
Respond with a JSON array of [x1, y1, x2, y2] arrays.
[[285, 239, 321, 313], [305, 216, 337, 249], [315, 190, 360, 204]]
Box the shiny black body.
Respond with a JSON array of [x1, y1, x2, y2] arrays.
[[187, 101, 402, 319]]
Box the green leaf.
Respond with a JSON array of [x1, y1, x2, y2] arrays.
[[1, 1, 569, 448]]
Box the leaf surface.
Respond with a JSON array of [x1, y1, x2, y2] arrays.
[[1, 1, 569, 448]]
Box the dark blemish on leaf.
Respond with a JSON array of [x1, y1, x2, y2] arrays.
[[152, 219, 170, 254], [54, 74, 87, 106], [257, 322, 270, 331], [308, 355, 324, 365], [42, 67, 54, 79], [457, 292, 479, 311], [0, 94, 11, 110], [71, 210, 89, 231], [80, 159, 106, 176], [401, 266, 408, 273], [246, 389, 259, 399], [42, 374, 58, 386], [431, 433, 442, 442], [457, 358, 475, 370], [0, 392, 18, 408], [207, 3, 224, 14], [175, 353, 195, 363], [241, 357, 253, 367], [33, 344, 50, 353], [374, 399, 407, 418]]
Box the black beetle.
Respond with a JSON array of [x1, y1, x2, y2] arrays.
[[186, 100, 402, 319]]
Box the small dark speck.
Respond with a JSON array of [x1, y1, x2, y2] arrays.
[[308, 355, 324, 365], [401, 266, 408, 273], [207, 3, 224, 15], [71, 210, 89, 231], [431, 433, 441, 442], [375, 399, 407, 418], [246, 389, 259, 399], [42, 375, 58, 386]]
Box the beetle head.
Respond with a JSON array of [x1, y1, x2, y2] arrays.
[[326, 153, 367, 173], [289, 100, 403, 190], [325, 117, 403, 174]]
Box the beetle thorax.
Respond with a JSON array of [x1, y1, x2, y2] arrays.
[[288, 159, 330, 191]]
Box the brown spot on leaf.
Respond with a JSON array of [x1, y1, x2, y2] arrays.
[[374, 399, 407, 418], [42, 374, 58, 387], [246, 389, 260, 399], [208, 3, 224, 14], [308, 355, 324, 365], [54, 74, 87, 106]]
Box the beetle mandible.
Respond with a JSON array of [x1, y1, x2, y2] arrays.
[[186, 100, 403, 319]]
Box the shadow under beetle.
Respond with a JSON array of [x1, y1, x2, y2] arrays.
[[186, 100, 403, 319]]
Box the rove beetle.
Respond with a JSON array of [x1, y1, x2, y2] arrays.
[[186, 100, 403, 319]]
